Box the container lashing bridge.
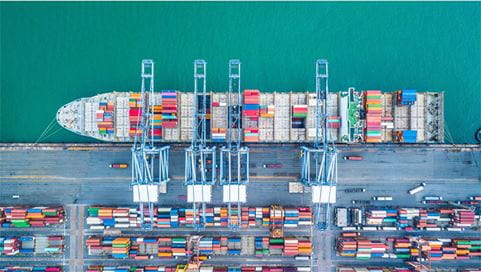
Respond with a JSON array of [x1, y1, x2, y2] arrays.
[[184, 60, 217, 230], [300, 59, 338, 231], [131, 59, 170, 230], [220, 59, 250, 230]]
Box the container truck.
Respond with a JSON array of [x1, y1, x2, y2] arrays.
[[469, 196, 481, 201], [372, 196, 393, 201], [423, 196, 443, 201], [109, 163, 128, 169], [344, 188, 366, 193], [343, 156, 363, 161], [408, 182, 426, 195], [263, 163, 282, 169]]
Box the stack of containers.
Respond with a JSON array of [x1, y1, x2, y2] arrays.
[[269, 238, 284, 256], [337, 268, 413, 272], [255, 237, 269, 256], [393, 238, 411, 259], [426, 239, 443, 261], [129, 93, 142, 137], [115, 95, 130, 138], [259, 93, 275, 141], [0, 267, 63, 272], [370, 240, 388, 258], [274, 93, 290, 141], [397, 208, 419, 229], [34, 236, 64, 255], [84, 206, 312, 230], [180, 93, 194, 141], [212, 93, 228, 142], [86, 237, 102, 255], [1, 207, 64, 228], [355, 237, 372, 260], [150, 98, 162, 141], [283, 238, 298, 256], [284, 209, 299, 228], [1, 237, 20, 256], [297, 238, 312, 256], [298, 207, 313, 226], [171, 237, 187, 257], [401, 130, 417, 143], [453, 209, 475, 227], [336, 237, 357, 257], [162, 91, 179, 141], [242, 90, 260, 142], [397, 89, 417, 106], [365, 90, 382, 143], [290, 93, 307, 141], [366, 209, 397, 226], [18, 236, 35, 254], [97, 101, 115, 136], [112, 237, 130, 259]]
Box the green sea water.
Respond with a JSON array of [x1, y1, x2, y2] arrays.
[[1, 2, 480, 143]]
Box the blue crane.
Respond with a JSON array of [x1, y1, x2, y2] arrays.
[[184, 60, 217, 230], [131, 59, 170, 230], [300, 59, 338, 230], [219, 59, 250, 230]]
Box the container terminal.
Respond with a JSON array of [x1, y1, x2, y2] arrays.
[[0, 59, 479, 272]]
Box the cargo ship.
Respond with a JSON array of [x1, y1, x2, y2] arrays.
[[56, 89, 444, 144]]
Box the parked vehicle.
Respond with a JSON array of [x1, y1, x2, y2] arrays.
[[11, 195, 20, 199], [344, 188, 366, 193], [372, 196, 393, 201], [408, 182, 426, 195], [351, 200, 370, 205], [263, 163, 282, 168], [469, 196, 481, 201], [109, 163, 128, 169], [343, 156, 363, 161], [423, 196, 443, 201], [422, 200, 445, 204]]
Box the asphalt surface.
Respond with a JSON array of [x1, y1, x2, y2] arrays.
[[0, 144, 480, 272]]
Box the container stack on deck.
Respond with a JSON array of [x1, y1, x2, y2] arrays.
[[162, 91, 178, 141], [364, 90, 382, 143], [86, 206, 312, 230], [290, 93, 307, 141], [211, 93, 228, 142], [259, 93, 275, 141], [128, 93, 142, 137], [243, 90, 260, 142], [180, 93, 194, 141], [96, 101, 115, 136], [0, 207, 64, 228]]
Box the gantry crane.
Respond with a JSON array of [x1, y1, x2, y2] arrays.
[[131, 59, 170, 230], [300, 59, 338, 230], [219, 60, 250, 230], [184, 60, 216, 230]]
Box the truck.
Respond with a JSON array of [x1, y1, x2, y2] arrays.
[[423, 196, 443, 201], [372, 196, 393, 201], [344, 188, 366, 193], [109, 163, 128, 169], [343, 156, 363, 161], [408, 182, 426, 195], [263, 163, 282, 169], [469, 196, 481, 201]]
